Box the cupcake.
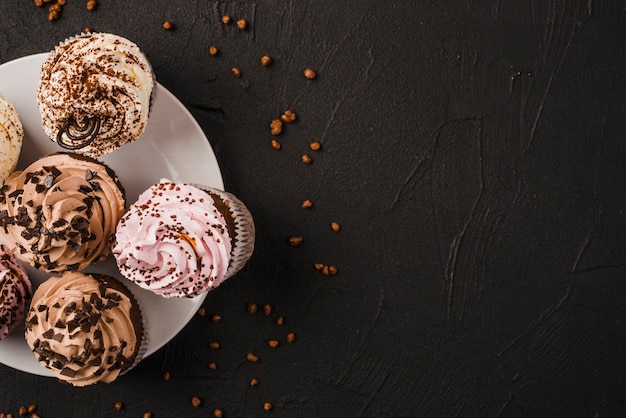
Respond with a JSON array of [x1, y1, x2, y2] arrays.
[[24, 271, 145, 386], [0, 93, 24, 182], [112, 179, 255, 298], [0, 244, 31, 340], [0, 153, 125, 273], [37, 32, 155, 157]]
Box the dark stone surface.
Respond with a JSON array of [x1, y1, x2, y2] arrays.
[[0, 1, 625, 417]]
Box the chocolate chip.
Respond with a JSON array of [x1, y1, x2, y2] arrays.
[[60, 367, 76, 377]]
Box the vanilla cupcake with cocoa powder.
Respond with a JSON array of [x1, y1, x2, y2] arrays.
[[37, 32, 155, 157], [0, 153, 125, 273], [0, 93, 24, 182]]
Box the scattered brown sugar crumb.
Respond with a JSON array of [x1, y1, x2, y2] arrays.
[[275, 315, 284, 326], [18, 406, 27, 416], [209, 361, 217, 370], [221, 15, 231, 24], [250, 377, 260, 386], [86, 0, 97, 11], [289, 236, 303, 247], [114, 401, 124, 411], [286, 332, 296, 343], [236, 18, 247, 30], [48, 2, 62, 21], [34, 0, 44, 7], [260, 55, 272, 67], [192, 396, 202, 408], [316, 263, 338, 276], [197, 307, 206, 316], [247, 352, 260, 362], [162, 20, 174, 30], [214, 409, 224, 418], [301, 154, 312, 164], [143, 413, 153, 418], [268, 339, 280, 348], [270, 119, 283, 135], [331, 222, 341, 232], [210, 341, 221, 350], [271, 139, 281, 150], [247, 302, 258, 314], [231, 67, 242, 77], [27, 406, 37, 414], [31, 415, 41, 418], [84, 27, 93, 33], [263, 304, 272, 316], [264, 402, 273, 412], [211, 313, 222, 322], [162, 371, 171, 381], [309, 141, 321, 151], [304, 68, 317, 79], [301, 199, 313, 209], [281, 110, 297, 123], [209, 45, 219, 56]]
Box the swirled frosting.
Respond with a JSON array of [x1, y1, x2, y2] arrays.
[[112, 179, 233, 298], [37, 32, 155, 157], [24, 271, 143, 386], [0, 153, 125, 273], [0, 244, 31, 340], [0, 94, 24, 182]]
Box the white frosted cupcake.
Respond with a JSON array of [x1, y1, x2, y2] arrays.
[[112, 179, 255, 298], [24, 271, 146, 386], [0, 93, 24, 182], [37, 32, 155, 157]]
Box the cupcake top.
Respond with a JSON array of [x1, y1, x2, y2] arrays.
[[0, 153, 125, 273], [0, 93, 24, 182], [112, 179, 233, 298], [24, 271, 144, 386], [37, 32, 155, 157], [0, 244, 31, 340]]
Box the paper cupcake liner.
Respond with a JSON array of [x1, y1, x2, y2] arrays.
[[192, 184, 255, 280]]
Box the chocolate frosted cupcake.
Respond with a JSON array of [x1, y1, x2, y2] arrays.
[[0, 244, 31, 340], [0, 153, 125, 273], [112, 179, 255, 298], [37, 32, 155, 157], [0, 93, 24, 182], [24, 271, 145, 386]]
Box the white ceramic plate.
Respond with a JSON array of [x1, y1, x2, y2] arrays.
[[0, 53, 223, 376]]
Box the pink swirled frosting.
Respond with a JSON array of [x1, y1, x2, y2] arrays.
[[112, 179, 233, 298], [0, 244, 31, 340]]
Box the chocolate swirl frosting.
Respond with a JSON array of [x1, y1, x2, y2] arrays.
[[0, 153, 125, 273], [24, 272, 144, 386], [37, 32, 155, 157]]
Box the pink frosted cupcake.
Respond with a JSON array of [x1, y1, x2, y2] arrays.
[[0, 244, 31, 340], [112, 179, 255, 298]]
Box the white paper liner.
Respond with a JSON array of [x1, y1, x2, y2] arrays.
[[192, 184, 255, 281]]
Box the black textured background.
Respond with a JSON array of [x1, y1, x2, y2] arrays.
[[1, 1, 625, 417]]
